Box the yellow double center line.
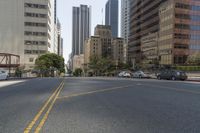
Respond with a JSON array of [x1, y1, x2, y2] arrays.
[[24, 81, 64, 133]]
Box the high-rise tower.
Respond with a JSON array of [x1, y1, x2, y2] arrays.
[[105, 0, 118, 37], [121, 0, 130, 44], [72, 5, 91, 56], [129, 0, 167, 63]]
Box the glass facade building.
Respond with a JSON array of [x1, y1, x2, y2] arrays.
[[159, 0, 200, 65], [72, 5, 91, 56], [129, 0, 200, 65], [105, 0, 119, 37], [129, 0, 167, 63]]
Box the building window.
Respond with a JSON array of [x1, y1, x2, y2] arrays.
[[175, 3, 200, 11], [29, 58, 34, 62], [24, 50, 47, 54], [25, 12, 47, 18], [24, 40, 47, 45], [24, 3, 48, 9], [190, 44, 200, 50], [25, 22, 47, 27], [24, 50, 32, 54], [174, 44, 189, 49], [24, 31, 47, 37]]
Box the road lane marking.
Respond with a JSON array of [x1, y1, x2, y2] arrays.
[[57, 85, 132, 100], [34, 82, 64, 133], [142, 84, 200, 95], [24, 81, 64, 133]]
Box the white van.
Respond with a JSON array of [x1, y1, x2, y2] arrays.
[[0, 70, 8, 80]]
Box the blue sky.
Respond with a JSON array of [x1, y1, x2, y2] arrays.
[[57, 0, 121, 62]]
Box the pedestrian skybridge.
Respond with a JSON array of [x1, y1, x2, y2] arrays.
[[0, 53, 20, 68]]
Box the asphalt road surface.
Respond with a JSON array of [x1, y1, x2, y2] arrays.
[[0, 77, 200, 133]]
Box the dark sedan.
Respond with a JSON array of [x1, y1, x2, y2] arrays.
[[157, 70, 187, 81]]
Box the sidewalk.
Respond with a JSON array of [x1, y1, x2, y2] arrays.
[[187, 72, 200, 82]]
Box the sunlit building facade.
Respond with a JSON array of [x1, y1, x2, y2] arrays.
[[159, 0, 200, 65], [129, 0, 167, 63], [0, 0, 56, 69], [121, 0, 130, 44]]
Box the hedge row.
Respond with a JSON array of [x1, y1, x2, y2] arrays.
[[176, 66, 200, 71]]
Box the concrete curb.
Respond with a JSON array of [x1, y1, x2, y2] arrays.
[[187, 79, 200, 82], [7, 77, 37, 81]]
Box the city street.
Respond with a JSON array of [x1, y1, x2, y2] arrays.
[[0, 77, 200, 133]]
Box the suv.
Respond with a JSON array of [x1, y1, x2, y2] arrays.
[[157, 70, 187, 81]]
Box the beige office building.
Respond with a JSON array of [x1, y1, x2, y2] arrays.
[[72, 54, 84, 71], [112, 38, 125, 64], [141, 32, 159, 63], [94, 25, 112, 58], [84, 25, 126, 67], [159, 1, 174, 65], [0, 0, 56, 70], [84, 36, 102, 65]]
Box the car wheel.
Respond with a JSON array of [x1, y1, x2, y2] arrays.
[[171, 76, 176, 81], [139, 75, 142, 79], [157, 76, 161, 80]]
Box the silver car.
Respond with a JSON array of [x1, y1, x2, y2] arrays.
[[132, 71, 151, 78]]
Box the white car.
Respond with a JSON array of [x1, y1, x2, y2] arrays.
[[0, 70, 9, 80], [118, 71, 131, 78]]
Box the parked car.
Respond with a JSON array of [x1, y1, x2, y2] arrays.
[[0, 70, 9, 80], [118, 71, 131, 78], [157, 70, 187, 81], [132, 71, 151, 78]]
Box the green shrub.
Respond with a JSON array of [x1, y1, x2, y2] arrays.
[[176, 66, 200, 71]]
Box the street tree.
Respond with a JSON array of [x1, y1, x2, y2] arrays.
[[187, 53, 200, 65], [35, 53, 65, 76], [88, 55, 100, 76], [88, 55, 116, 76], [73, 68, 83, 77]]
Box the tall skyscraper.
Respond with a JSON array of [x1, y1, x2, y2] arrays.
[[105, 0, 119, 37], [72, 7, 80, 56], [129, 0, 167, 63], [54, 0, 57, 24], [57, 19, 63, 57], [0, 0, 56, 69], [121, 0, 130, 44], [72, 5, 91, 56]]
